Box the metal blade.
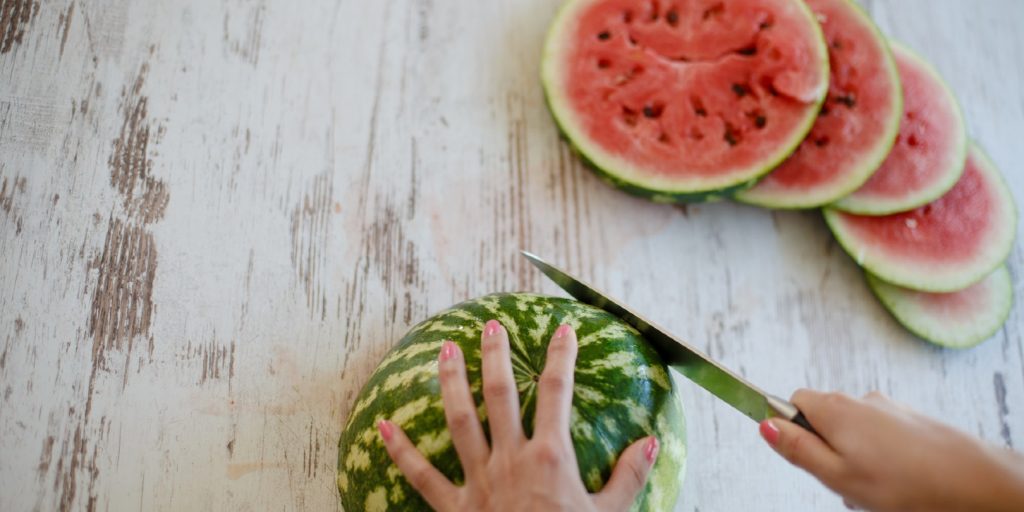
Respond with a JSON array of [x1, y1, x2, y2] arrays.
[[522, 250, 778, 423]]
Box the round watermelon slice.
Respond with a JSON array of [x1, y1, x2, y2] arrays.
[[832, 42, 967, 215], [824, 143, 1017, 293], [542, 0, 829, 202], [867, 266, 1013, 349], [735, 0, 901, 209]]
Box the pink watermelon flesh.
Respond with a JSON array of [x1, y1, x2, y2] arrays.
[[825, 144, 1017, 293], [548, 0, 828, 192], [736, 0, 901, 208], [832, 43, 966, 215]]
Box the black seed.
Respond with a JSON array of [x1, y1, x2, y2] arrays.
[[732, 83, 748, 97], [759, 21, 772, 30], [738, 46, 757, 56], [643, 106, 656, 118], [831, 40, 842, 49], [695, 107, 707, 117], [597, 58, 611, 69], [666, 10, 679, 26], [835, 94, 856, 108], [755, 115, 767, 128], [724, 131, 739, 146], [819, 105, 830, 116], [815, 136, 830, 147], [598, 31, 611, 40]]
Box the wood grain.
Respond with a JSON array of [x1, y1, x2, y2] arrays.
[[1, 1, 1021, 510]]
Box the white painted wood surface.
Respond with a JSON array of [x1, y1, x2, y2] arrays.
[[1, 0, 1022, 510]]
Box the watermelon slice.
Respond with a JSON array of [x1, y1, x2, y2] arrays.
[[542, 0, 829, 202], [735, 0, 901, 209], [824, 143, 1017, 293], [832, 43, 967, 215], [867, 266, 1013, 348]]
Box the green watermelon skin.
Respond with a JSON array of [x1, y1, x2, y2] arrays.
[[337, 293, 687, 511]]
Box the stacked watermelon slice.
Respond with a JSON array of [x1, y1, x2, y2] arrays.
[[542, 0, 1016, 348]]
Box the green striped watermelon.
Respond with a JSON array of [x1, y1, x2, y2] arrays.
[[337, 293, 687, 511]]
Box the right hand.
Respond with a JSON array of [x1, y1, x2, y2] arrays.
[[760, 390, 1024, 512]]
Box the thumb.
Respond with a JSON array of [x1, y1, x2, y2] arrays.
[[760, 419, 843, 485], [592, 436, 658, 511]]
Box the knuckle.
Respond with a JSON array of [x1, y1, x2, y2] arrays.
[[481, 336, 507, 355], [532, 441, 564, 468], [439, 362, 461, 381], [483, 380, 514, 400], [447, 409, 477, 434], [625, 459, 646, 488], [539, 373, 571, 394], [408, 465, 434, 490]]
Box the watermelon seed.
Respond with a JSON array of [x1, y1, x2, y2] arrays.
[[597, 58, 611, 69], [658, 132, 670, 144], [666, 10, 679, 26], [597, 31, 611, 41], [622, 107, 639, 126], [723, 123, 741, 146], [819, 105, 830, 116], [690, 97, 707, 117], [628, 35, 638, 46], [907, 134, 919, 147], [835, 94, 857, 108], [831, 39, 842, 50], [623, 10, 633, 23], [814, 136, 830, 147], [755, 115, 767, 128], [758, 15, 774, 30], [737, 45, 757, 56], [731, 83, 750, 98], [643, 103, 663, 118]]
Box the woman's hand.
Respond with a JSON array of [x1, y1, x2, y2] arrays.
[[760, 390, 1024, 512], [378, 320, 659, 511]]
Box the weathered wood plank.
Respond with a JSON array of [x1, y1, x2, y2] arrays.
[[1, 1, 1021, 511]]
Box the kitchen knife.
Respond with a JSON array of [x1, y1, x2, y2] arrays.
[[522, 250, 816, 434]]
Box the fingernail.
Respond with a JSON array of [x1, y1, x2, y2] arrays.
[[644, 436, 659, 464], [759, 420, 780, 446], [483, 319, 501, 337], [378, 420, 393, 442], [439, 340, 457, 361], [554, 324, 572, 339]]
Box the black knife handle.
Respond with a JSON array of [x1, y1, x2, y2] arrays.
[[791, 410, 819, 436]]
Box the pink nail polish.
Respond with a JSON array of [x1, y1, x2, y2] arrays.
[[554, 324, 572, 339], [759, 420, 780, 446], [378, 420, 393, 442], [483, 319, 501, 337], [439, 340, 457, 361], [644, 437, 659, 463]]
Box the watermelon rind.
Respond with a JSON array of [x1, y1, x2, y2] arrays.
[[867, 266, 1013, 349], [541, 0, 830, 203], [337, 293, 687, 512], [734, 0, 902, 209], [831, 42, 967, 215], [824, 143, 1018, 293]]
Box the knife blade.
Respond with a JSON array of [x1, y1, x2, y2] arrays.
[[521, 250, 815, 433]]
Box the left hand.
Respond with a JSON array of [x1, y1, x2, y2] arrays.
[[377, 320, 659, 511]]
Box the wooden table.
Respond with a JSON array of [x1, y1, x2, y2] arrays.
[[2, 1, 1021, 510]]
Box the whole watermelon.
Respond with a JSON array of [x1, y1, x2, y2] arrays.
[[337, 293, 687, 511]]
